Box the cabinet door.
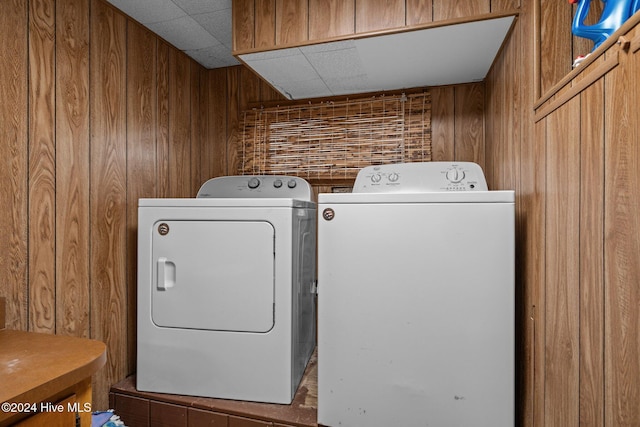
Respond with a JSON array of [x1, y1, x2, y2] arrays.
[[15, 395, 76, 427]]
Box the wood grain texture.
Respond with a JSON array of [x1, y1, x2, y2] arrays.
[[275, 0, 308, 45], [433, 0, 490, 21], [201, 68, 229, 181], [579, 77, 605, 427], [454, 83, 485, 167], [544, 98, 580, 427], [355, 0, 405, 33], [28, 0, 56, 334], [89, 0, 127, 410], [406, 0, 433, 26], [539, 0, 573, 95], [55, 0, 90, 338], [255, 0, 276, 48], [0, 0, 28, 332], [233, 0, 255, 51], [126, 21, 158, 376], [429, 86, 455, 161], [309, 0, 355, 39], [225, 68, 240, 176], [604, 34, 640, 426], [531, 119, 547, 427], [190, 61, 202, 197], [157, 42, 170, 198], [168, 50, 193, 198]]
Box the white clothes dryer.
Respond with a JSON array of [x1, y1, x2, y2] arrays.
[[317, 162, 514, 426], [137, 175, 316, 404]]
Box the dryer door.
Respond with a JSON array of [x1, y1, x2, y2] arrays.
[[151, 220, 275, 333]]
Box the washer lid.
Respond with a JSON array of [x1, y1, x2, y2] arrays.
[[197, 175, 313, 200]]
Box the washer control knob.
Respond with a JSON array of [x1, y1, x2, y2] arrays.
[[445, 168, 465, 183], [388, 172, 399, 182], [273, 179, 283, 188], [248, 177, 260, 189], [287, 179, 297, 188], [371, 173, 382, 183]]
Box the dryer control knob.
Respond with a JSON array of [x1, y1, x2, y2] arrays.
[[248, 177, 260, 189], [371, 173, 382, 183], [287, 179, 297, 188], [388, 172, 399, 182], [273, 179, 283, 188]]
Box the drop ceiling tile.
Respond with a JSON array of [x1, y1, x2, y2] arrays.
[[172, 0, 231, 14], [107, 0, 185, 24], [148, 16, 218, 51], [186, 45, 240, 68], [303, 44, 366, 80], [192, 10, 234, 47]]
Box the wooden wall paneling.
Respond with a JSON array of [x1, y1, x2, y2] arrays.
[[604, 37, 640, 426], [55, 0, 90, 338], [157, 42, 170, 198], [90, 0, 128, 410], [275, 0, 308, 46], [539, 0, 573, 96], [453, 83, 485, 168], [406, 0, 433, 26], [530, 119, 547, 427], [578, 76, 605, 427], [309, 0, 355, 40], [429, 86, 455, 161], [355, 0, 405, 33], [236, 66, 262, 174], [168, 50, 193, 198], [201, 68, 228, 181], [28, 0, 56, 334], [544, 98, 580, 427], [233, 0, 255, 51], [190, 61, 202, 196], [491, 0, 521, 12], [433, 0, 490, 21], [126, 21, 158, 375], [226, 67, 241, 176], [0, 0, 28, 332], [255, 0, 276, 49]]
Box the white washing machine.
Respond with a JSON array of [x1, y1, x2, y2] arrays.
[[137, 175, 316, 404], [317, 162, 514, 426]]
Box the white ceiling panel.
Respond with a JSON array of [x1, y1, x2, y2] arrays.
[[105, 0, 239, 69]]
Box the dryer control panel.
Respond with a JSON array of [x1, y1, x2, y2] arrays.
[[197, 175, 313, 200], [353, 162, 488, 193]]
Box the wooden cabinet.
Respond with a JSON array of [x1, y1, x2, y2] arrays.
[[0, 330, 106, 427], [533, 13, 640, 425], [232, 0, 515, 53]]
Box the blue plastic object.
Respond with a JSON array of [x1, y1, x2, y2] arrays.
[[570, 0, 640, 51]]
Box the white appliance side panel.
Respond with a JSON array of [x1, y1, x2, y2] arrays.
[[151, 220, 275, 333], [317, 202, 515, 427]]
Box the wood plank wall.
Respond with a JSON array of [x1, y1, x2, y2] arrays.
[[487, 1, 640, 426], [0, 0, 206, 410]]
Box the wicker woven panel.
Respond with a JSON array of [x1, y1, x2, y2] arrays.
[[238, 92, 431, 182]]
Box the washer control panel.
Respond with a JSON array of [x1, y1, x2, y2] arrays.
[[197, 175, 312, 200], [353, 162, 488, 193]]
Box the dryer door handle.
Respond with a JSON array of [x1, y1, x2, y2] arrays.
[[157, 257, 176, 290]]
